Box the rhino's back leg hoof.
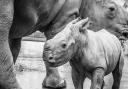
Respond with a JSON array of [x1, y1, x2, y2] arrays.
[[112, 54, 124, 89]]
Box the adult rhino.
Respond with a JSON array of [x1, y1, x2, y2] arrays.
[[43, 18, 124, 89], [0, 0, 128, 89]]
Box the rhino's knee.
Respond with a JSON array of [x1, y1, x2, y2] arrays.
[[91, 68, 105, 89]]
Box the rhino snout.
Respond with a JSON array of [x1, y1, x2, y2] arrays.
[[47, 54, 56, 63], [48, 59, 56, 63]]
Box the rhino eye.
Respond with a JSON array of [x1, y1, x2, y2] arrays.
[[61, 43, 67, 49]]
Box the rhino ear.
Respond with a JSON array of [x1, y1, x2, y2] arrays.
[[79, 20, 91, 34], [79, 27, 85, 33], [79, 27, 87, 34]]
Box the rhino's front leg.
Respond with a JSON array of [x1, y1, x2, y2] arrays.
[[42, 62, 66, 88], [71, 68, 85, 89], [0, 0, 21, 89], [42, 30, 66, 88], [91, 68, 105, 89]]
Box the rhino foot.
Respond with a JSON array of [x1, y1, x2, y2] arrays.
[[42, 77, 66, 89]]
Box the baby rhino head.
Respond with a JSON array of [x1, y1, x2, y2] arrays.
[[43, 18, 89, 67]]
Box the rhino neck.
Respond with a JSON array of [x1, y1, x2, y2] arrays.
[[80, 0, 108, 30], [73, 31, 89, 59], [79, 0, 96, 18], [74, 30, 96, 59]]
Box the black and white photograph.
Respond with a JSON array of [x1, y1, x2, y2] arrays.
[[0, 0, 128, 89]]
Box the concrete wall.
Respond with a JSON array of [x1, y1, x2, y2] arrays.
[[19, 31, 46, 58], [19, 41, 45, 58]]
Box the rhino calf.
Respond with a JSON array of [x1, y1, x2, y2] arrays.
[[43, 18, 124, 89]]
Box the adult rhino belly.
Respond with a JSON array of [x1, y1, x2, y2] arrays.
[[9, 21, 37, 39], [9, 0, 39, 39]]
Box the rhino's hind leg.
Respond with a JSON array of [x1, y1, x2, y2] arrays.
[[0, 0, 21, 89], [91, 68, 105, 89], [112, 54, 124, 89], [9, 38, 22, 64], [101, 80, 105, 89], [71, 68, 85, 89]]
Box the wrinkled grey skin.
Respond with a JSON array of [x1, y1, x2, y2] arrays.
[[0, 0, 128, 89], [43, 18, 124, 89]]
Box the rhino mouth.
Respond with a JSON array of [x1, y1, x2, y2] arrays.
[[106, 12, 116, 19], [119, 27, 128, 45], [46, 57, 70, 67], [46, 60, 67, 67], [122, 28, 128, 38]]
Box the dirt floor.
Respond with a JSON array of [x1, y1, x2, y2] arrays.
[[15, 41, 128, 89]]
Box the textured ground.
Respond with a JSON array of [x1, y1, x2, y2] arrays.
[[15, 41, 128, 89]]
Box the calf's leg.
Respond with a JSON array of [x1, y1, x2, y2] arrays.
[[101, 80, 105, 89], [91, 68, 105, 89], [112, 54, 124, 89], [71, 68, 85, 89]]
